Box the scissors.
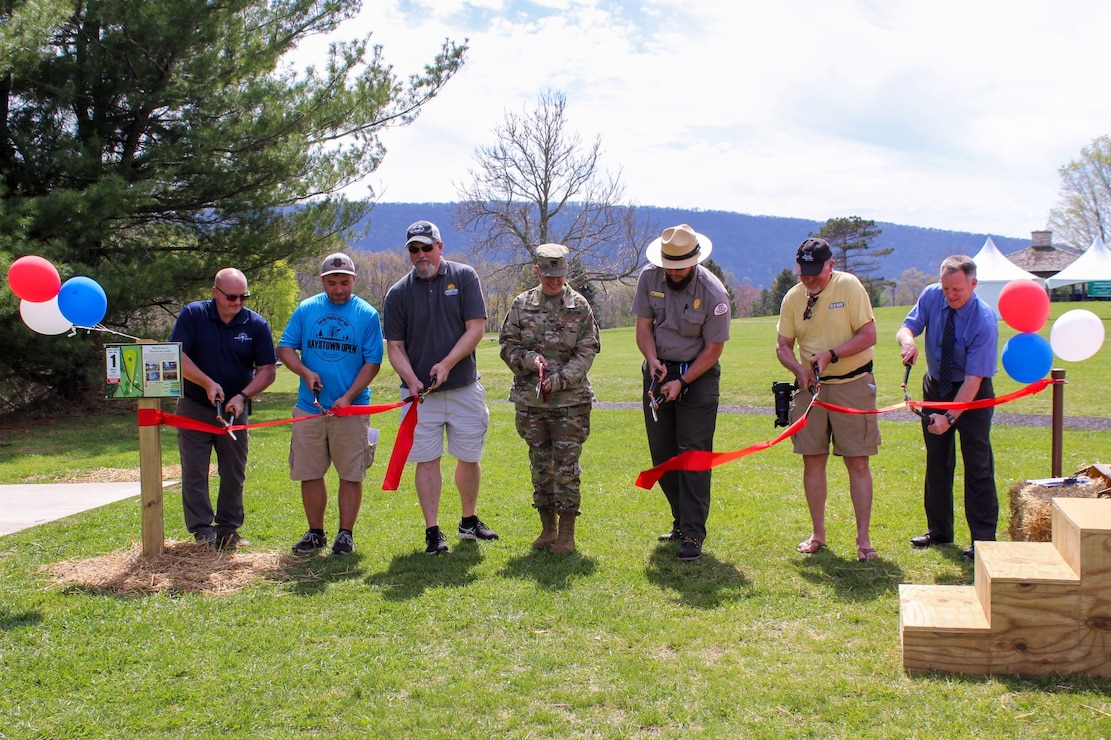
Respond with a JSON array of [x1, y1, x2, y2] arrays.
[[311, 384, 333, 416], [646, 374, 662, 422], [403, 381, 434, 404], [536, 365, 549, 402], [214, 399, 238, 441], [901, 363, 932, 421]]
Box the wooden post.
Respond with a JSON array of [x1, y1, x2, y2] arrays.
[[138, 398, 164, 556], [1051, 368, 1065, 478]]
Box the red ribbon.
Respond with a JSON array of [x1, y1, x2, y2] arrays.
[[634, 377, 1059, 490], [138, 399, 415, 491]]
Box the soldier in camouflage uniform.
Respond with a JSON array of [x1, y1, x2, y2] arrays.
[[499, 243, 600, 554]]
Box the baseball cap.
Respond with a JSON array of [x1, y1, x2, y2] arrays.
[[535, 243, 569, 277], [405, 220, 442, 246], [796, 238, 833, 276], [320, 252, 356, 276]]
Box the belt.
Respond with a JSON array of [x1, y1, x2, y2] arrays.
[[821, 360, 873, 381]]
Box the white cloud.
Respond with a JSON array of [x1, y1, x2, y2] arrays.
[[304, 0, 1111, 237]]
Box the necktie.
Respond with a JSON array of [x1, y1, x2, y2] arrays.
[[938, 307, 955, 397]]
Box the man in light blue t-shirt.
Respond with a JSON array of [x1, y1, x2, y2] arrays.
[[278, 253, 383, 556]]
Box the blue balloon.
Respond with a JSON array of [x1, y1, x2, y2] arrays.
[[57, 276, 108, 327], [1001, 332, 1053, 384]]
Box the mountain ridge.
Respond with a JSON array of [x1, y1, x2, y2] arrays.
[[350, 202, 1033, 288]]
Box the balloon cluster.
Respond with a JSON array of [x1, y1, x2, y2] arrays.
[[6, 256, 108, 335], [997, 279, 1105, 383]]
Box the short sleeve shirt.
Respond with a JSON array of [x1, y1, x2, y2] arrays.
[[278, 293, 384, 412], [901, 283, 998, 380], [777, 270, 875, 379], [170, 300, 277, 405], [631, 264, 731, 362], [383, 260, 488, 392]]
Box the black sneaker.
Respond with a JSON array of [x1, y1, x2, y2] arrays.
[[292, 530, 327, 555], [332, 530, 355, 555], [425, 526, 449, 555], [677, 537, 703, 561], [458, 518, 499, 541], [194, 527, 216, 547], [658, 528, 682, 542], [215, 531, 249, 550]]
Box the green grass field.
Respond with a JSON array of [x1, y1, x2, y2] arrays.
[[0, 304, 1109, 737]]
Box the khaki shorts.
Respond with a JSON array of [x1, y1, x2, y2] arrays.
[[288, 406, 371, 482], [402, 381, 489, 464], [790, 373, 881, 457]]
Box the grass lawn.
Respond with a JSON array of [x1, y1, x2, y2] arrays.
[[0, 304, 1109, 737]]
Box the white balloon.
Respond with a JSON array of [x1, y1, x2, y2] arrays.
[[19, 297, 73, 335], [1050, 309, 1105, 362]]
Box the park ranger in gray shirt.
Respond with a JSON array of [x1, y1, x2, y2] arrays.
[[632, 224, 732, 561]]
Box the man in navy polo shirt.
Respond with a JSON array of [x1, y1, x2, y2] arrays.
[[170, 268, 277, 549]]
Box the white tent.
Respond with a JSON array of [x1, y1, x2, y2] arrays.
[[1046, 236, 1111, 289], [971, 236, 1045, 318]]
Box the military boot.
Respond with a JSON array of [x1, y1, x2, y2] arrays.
[[532, 506, 558, 549], [551, 510, 578, 554]]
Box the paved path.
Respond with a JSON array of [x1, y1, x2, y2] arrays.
[[0, 481, 178, 537]]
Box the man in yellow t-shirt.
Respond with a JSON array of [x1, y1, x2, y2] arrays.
[[775, 238, 880, 562]]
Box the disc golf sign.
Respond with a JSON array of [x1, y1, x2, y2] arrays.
[[105, 342, 182, 399]]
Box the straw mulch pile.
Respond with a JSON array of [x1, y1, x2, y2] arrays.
[[1008, 466, 1111, 542], [45, 540, 306, 596]]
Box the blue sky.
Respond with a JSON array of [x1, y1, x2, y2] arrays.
[[297, 1, 1111, 238]]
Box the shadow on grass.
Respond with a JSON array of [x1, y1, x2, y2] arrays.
[[794, 548, 907, 601], [285, 552, 370, 596], [362, 539, 484, 600], [500, 548, 598, 591], [645, 543, 752, 608], [0, 608, 43, 631]]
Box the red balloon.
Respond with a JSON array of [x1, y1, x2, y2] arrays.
[[997, 279, 1049, 333], [7, 255, 61, 302]]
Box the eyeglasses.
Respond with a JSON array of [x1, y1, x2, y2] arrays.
[[407, 243, 435, 254], [215, 286, 250, 302], [803, 293, 819, 320]]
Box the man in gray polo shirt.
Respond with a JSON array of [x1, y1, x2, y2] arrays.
[[632, 224, 732, 561], [383, 220, 498, 554]]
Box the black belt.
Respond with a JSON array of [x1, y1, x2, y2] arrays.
[[821, 360, 873, 381]]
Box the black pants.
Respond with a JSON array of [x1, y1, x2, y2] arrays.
[[642, 362, 720, 543], [920, 375, 998, 544], [176, 395, 249, 536]]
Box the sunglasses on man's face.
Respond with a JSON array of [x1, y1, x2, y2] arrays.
[[215, 286, 250, 302], [407, 243, 435, 254], [803, 293, 819, 320]]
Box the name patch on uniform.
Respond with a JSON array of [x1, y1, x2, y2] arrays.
[[829, 301, 845, 309], [713, 302, 729, 316], [650, 290, 665, 298], [445, 282, 459, 296]]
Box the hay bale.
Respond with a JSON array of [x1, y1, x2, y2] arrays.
[[1008, 477, 1108, 542]]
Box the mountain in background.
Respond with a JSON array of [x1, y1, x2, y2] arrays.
[[350, 202, 1032, 288]]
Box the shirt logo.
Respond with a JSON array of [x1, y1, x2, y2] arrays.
[[445, 282, 459, 296], [713, 302, 729, 316], [233, 331, 253, 343]]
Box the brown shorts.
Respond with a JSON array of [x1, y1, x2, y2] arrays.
[[790, 373, 881, 457], [288, 406, 371, 482]]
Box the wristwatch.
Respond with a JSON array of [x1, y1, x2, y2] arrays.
[[828, 349, 839, 363], [943, 411, 957, 425]]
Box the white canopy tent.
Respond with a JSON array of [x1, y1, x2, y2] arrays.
[[971, 237, 1045, 318], [1046, 236, 1111, 289]]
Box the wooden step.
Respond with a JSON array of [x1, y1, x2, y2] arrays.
[[974, 541, 1079, 626], [899, 585, 990, 674], [1054, 497, 1111, 586]]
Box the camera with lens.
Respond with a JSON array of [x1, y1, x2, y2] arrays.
[[772, 381, 798, 428]]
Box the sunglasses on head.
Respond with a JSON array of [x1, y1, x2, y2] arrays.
[[803, 293, 819, 320], [407, 243, 435, 254], [215, 285, 250, 302]]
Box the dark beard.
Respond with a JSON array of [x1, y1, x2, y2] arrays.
[[665, 271, 694, 292]]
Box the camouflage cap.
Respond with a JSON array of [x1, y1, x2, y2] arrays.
[[536, 243, 569, 277]]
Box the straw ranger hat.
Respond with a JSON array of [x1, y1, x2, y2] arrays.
[[645, 224, 713, 269]]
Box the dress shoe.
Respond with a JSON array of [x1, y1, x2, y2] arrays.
[[910, 533, 954, 549], [658, 528, 682, 542], [961, 546, 975, 561]]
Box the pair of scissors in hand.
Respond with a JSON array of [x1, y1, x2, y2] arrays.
[[646, 375, 663, 422], [536, 365, 549, 402], [901, 363, 932, 421], [214, 399, 238, 440]]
